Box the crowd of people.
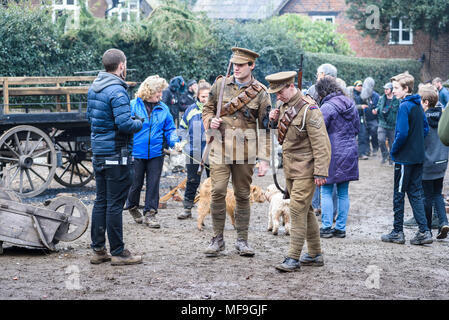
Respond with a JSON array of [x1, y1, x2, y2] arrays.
[[86, 47, 449, 271]]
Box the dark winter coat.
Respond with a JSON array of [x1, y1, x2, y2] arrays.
[[391, 94, 429, 164], [320, 92, 360, 184], [87, 72, 142, 157], [375, 94, 400, 130], [423, 106, 449, 180], [161, 76, 187, 123]]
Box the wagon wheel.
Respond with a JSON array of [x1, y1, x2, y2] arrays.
[[48, 196, 89, 242], [0, 125, 56, 198], [53, 140, 94, 187]]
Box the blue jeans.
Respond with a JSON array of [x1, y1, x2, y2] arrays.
[[91, 161, 132, 256], [393, 163, 429, 233], [313, 185, 338, 217], [422, 178, 448, 229], [321, 182, 350, 231]]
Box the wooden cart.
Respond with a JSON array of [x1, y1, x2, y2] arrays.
[[0, 76, 135, 198]]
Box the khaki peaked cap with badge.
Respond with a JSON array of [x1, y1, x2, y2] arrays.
[[265, 71, 297, 94], [230, 47, 260, 64], [202, 47, 271, 163], [265, 70, 331, 180]]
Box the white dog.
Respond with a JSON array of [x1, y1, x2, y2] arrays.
[[264, 184, 291, 236]]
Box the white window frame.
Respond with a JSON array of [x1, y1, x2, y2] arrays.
[[311, 15, 335, 24], [52, 0, 88, 30], [108, 0, 140, 22], [389, 18, 413, 45]]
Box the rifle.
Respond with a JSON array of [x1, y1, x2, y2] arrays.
[[197, 58, 233, 175]]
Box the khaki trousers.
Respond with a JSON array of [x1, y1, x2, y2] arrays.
[[210, 163, 255, 240], [286, 178, 322, 260]]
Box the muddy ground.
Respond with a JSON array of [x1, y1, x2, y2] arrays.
[[1, 156, 449, 300]]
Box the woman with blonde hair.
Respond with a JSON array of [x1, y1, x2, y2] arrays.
[[124, 75, 181, 227]]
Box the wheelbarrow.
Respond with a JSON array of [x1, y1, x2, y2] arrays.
[[0, 187, 89, 254]]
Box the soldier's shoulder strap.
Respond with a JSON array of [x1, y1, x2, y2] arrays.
[[301, 94, 318, 108], [252, 79, 268, 92]]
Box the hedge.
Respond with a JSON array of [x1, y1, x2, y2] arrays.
[[303, 52, 423, 94]]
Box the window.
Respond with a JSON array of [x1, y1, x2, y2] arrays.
[[108, 0, 140, 22], [52, 0, 83, 31], [389, 18, 413, 45], [311, 15, 335, 24]]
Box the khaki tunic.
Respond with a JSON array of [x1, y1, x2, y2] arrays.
[[203, 75, 272, 164], [278, 91, 331, 179]]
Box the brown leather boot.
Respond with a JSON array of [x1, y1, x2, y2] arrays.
[[144, 210, 160, 228], [128, 206, 143, 224], [111, 249, 142, 266], [90, 248, 111, 264]]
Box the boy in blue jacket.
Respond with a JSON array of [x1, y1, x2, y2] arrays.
[[381, 72, 432, 245]]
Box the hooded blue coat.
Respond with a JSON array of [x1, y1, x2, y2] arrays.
[[131, 97, 179, 159], [320, 92, 360, 184]]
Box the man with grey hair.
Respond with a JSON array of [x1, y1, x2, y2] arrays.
[[306, 63, 338, 103], [432, 77, 449, 108]]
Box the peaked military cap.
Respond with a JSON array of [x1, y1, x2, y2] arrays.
[[230, 47, 260, 64], [265, 71, 297, 94]]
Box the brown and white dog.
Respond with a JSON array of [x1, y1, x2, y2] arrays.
[[264, 184, 291, 235], [196, 177, 266, 231]]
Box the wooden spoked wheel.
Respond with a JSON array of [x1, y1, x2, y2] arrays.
[[53, 140, 93, 188], [0, 125, 56, 198]]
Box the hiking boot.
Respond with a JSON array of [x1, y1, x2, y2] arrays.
[[90, 248, 111, 264], [410, 231, 433, 245], [332, 228, 346, 238], [204, 234, 225, 257], [381, 230, 405, 244], [437, 225, 449, 239], [299, 253, 324, 267], [235, 239, 255, 257], [359, 155, 369, 160], [144, 210, 160, 228], [275, 257, 300, 272], [128, 206, 143, 224], [177, 208, 192, 220], [404, 216, 417, 228], [320, 227, 333, 238], [381, 158, 387, 165], [111, 249, 142, 266]]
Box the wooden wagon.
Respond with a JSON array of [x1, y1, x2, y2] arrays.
[[0, 76, 136, 198]]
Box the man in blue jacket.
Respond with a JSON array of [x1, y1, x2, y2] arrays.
[[87, 48, 143, 266], [381, 72, 432, 246]]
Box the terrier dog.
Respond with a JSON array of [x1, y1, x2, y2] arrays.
[[196, 177, 266, 231], [264, 184, 291, 235]]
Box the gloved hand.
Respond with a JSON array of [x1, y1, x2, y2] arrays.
[[133, 115, 145, 123]]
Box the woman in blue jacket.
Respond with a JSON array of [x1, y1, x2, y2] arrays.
[[125, 75, 180, 228]]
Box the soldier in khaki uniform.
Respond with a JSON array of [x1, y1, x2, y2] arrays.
[[267, 71, 331, 272], [202, 47, 272, 257]]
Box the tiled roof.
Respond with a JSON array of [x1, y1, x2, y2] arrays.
[[193, 0, 290, 20], [281, 0, 347, 14]]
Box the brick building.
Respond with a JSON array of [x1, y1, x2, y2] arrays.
[[194, 0, 449, 81]]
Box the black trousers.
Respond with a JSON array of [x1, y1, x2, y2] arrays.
[[184, 163, 210, 206], [126, 156, 164, 213], [91, 162, 132, 256]]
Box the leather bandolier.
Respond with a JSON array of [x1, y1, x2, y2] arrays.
[[220, 79, 263, 117], [277, 94, 318, 145]]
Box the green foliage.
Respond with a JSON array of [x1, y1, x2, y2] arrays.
[[269, 14, 354, 55], [0, 1, 422, 97], [345, 0, 449, 40], [304, 52, 422, 93]]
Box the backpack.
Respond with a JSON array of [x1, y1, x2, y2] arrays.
[[438, 105, 449, 146]]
